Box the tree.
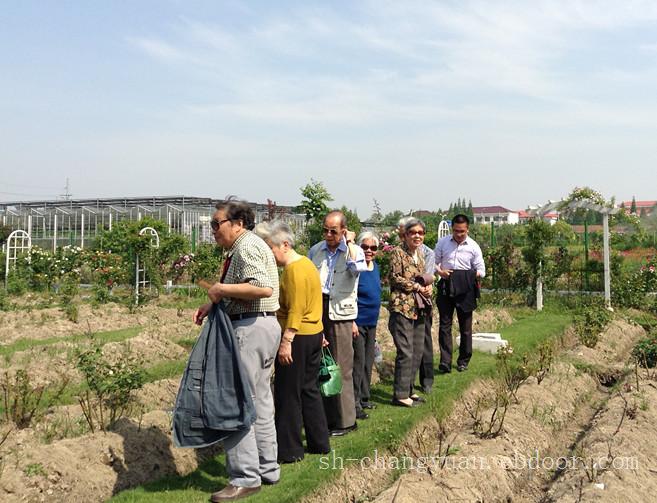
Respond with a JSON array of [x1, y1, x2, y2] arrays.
[[369, 199, 383, 223], [381, 210, 405, 227], [298, 179, 333, 222], [339, 206, 362, 236], [631, 196, 637, 215]]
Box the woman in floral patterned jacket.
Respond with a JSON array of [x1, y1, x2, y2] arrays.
[[388, 218, 433, 407]]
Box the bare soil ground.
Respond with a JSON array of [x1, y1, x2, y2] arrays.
[[302, 319, 651, 503], [2, 299, 653, 503], [0, 298, 207, 502]]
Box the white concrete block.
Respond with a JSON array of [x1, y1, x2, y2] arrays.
[[456, 332, 508, 354]]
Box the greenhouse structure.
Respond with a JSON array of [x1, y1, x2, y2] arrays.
[[0, 196, 305, 251]]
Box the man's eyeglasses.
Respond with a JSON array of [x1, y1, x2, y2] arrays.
[[322, 227, 341, 236], [407, 230, 425, 236], [360, 244, 379, 252], [210, 218, 230, 231]]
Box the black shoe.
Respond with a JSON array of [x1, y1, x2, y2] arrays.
[[307, 447, 330, 455], [438, 364, 451, 374], [278, 455, 303, 464], [330, 424, 358, 437], [457, 364, 468, 372], [361, 402, 377, 410], [356, 409, 369, 420], [262, 479, 279, 486]]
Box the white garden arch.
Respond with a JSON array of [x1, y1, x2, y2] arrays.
[[438, 220, 451, 239], [135, 227, 160, 304], [4, 230, 31, 289]]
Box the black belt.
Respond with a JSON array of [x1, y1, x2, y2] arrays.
[[229, 311, 277, 321]]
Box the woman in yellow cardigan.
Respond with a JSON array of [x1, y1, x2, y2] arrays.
[[255, 221, 330, 464]]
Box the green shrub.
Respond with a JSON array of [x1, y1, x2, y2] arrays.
[[0, 370, 69, 428], [59, 272, 80, 323], [0, 289, 11, 311], [6, 269, 29, 296], [574, 302, 613, 348], [75, 344, 146, 432], [633, 333, 657, 368]]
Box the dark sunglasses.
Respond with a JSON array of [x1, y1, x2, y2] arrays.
[[407, 230, 425, 236], [323, 227, 341, 235], [360, 244, 379, 251], [210, 218, 230, 231]]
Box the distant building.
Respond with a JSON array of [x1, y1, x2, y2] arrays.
[[619, 200, 657, 216], [518, 210, 559, 225], [472, 206, 519, 225]]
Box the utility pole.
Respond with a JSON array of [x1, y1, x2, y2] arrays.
[[60, 178, 72, 201]]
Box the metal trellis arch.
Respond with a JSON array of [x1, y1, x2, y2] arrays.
[[135, 227, 160, 304], [4, 230, 31, 289]]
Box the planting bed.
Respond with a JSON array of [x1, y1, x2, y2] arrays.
[[0, 296, 206, 503], [306, 317, 654, 503]]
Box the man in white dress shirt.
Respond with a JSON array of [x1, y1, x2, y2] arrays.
[[434, 214, 485, 372]]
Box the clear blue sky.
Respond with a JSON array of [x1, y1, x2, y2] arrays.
[[2, 1, 657, 215]]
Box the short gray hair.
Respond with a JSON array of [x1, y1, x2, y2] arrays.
[[404, 218, 426, 234], [398, 216, 414, 228], [254, 220, 295, 247], [253, 222, 271, 241], [357, 231, 379, 246]]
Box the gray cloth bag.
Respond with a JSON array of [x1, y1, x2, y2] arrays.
[[172, 302, 256, 448]]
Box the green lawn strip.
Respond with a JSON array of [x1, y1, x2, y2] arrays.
[[109, 310, 572, 503], [0, 326, 142, 360]]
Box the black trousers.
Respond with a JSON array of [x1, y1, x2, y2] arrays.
[[389, 312, 425, 400], [353, 325, 376, 410], [437, 293, 473, 368], [274, 331, 330, 461], [418, 308, 434, 390]]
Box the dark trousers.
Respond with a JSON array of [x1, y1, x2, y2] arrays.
[[353, 325, 376, 410], [322, 298, 357, 429], [437, 293, 473, 368], [418, 308, 434, 390], [389, 312, 425, 400], [274, 331, 330, 461]]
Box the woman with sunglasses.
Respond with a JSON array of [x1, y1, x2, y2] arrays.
[[388, 218, 432, 407], [352, 232, 382, 419]]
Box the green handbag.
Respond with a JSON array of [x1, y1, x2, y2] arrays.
[[318, 347, 342, 397]]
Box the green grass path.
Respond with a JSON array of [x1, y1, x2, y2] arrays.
[[0, 326, 142, 360], [110, 310, 572, 503]]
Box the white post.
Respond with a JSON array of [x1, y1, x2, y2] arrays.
[[53, 214, 58, 252], [81, 213, 85, 249], [27, 215, 32, 238], [4, 244, 9, 289], [536, 260, 543, 311], [109, 212, 112, 231], [603, 213, 612, 310], [135, 255, 139, 305]]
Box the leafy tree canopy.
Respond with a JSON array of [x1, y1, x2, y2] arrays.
[[298, 179, 333, 222]]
